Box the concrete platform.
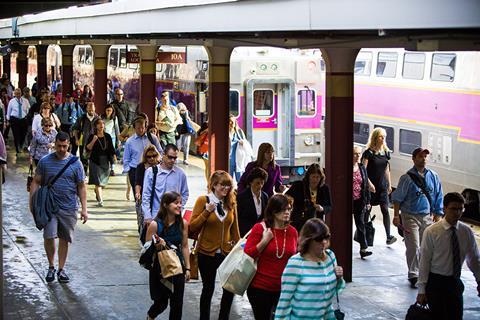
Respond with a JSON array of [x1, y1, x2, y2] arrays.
[[2, 149, 479, 319]]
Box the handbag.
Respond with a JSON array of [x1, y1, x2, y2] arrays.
[[31, 156, 78, 231], [405, 302, 432, 320], [326, 251, 345, 320], [27, 164, 34, 192], [217, 223, 265, 296], [139, 241, 156, 270], [353, 213, 375, 247], [157, 244, 183, 278], [189, 240, 199, 280]]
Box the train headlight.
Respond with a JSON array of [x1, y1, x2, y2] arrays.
[[304, 135, 314, 146]]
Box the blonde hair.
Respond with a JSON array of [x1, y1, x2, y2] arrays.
[[366, 127, 390, 152], [141, 145, 160, 164]]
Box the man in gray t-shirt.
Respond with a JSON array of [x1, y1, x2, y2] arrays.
[[29, 131, 88, 283]]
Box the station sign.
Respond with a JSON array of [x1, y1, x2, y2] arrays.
[[126, 51, 186, 64]]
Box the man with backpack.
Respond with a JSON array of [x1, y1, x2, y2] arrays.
[[392, 147, 444, 289], [55, 94, 83, 155], [29, 131, 88, 283], [72, 102, 99, 173]]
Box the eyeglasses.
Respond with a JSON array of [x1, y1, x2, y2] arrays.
[[166, 155, 178, 160], [218, 184, 232, 190], [314, 234, 331, 242], [146, 154, 158, 159]]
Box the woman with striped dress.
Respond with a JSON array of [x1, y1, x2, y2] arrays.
[[275, 218, 345, 320]]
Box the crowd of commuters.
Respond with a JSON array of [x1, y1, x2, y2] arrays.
[[3, 73, 477, 319]]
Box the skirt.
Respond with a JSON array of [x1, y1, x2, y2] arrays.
[[88, 155, 110, 187]]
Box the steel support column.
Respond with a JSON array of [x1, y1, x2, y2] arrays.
[[92, 45, 108, 113], [61, 45, 74, 98], [138, 45, 158, 123], [321, 48, 359, 282], [36, 45, 48, 90], [206, 46, 232, 174], [17, 46, 28, 90], [2, 54, 11, 79]]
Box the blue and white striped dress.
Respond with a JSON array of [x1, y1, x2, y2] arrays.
[[275, 250, 346, 320]]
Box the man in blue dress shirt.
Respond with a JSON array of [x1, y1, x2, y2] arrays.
[[392, 147, 443, 288], [122, 115, 162, 197]]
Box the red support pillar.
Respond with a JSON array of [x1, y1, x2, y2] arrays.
[[92, 45, 108, 114], [206, 46, 232, 174], [36, 45, 48, 90], [61, 45, 74, 98], [321, 48, 359, 283], [17, 46, 28, 90], [138, 45, 158, 123]]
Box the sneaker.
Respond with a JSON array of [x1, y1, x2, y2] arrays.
[[98, 201, 104, 207], [360, 250, 373, 259], [110, 169, 115, 176], [46, 267, 56, 283], [183, 160, 189, 166], [386, 235, 397, 245], [408, 277, 418, 289], [57, 269, 70, 283]]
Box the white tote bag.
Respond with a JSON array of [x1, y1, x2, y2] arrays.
[[217, 223, 265, 296]]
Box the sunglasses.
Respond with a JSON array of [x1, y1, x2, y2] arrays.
[[314, 234, 331, 242], [43, 124, 53, 127], [165, 155, 178, 160], [146, 154, 158, 159]]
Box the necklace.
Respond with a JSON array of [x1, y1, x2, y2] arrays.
[[97, 135, 107, 151], [273, 227, 287, 259]]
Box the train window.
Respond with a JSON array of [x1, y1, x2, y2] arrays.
[[354, 122, 370, 145], [78, 47, 86, 64], [85, 47, 93, 65], [109, 48, 119, 68], [403, 53, 425, 80], [119, 48, 127, 68], [431, 53, 456, 82], [399, 129, 422, 154], [376, 52, 398, 78], [297, 89, 316, 117], [253, 89, 274, 117], [229, 90, 240, 117], [374, 125, 394, 152], [355, 51, 372, 76]]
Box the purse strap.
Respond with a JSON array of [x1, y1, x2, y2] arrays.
[[28, 164, 33, 177], [326, 250, 341, 310], [47, 156, 78, 188]]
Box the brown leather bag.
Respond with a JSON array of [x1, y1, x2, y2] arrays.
[[189, 241, 199, 280]]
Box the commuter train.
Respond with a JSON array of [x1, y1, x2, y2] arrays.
[[22, 45, 480, 220]]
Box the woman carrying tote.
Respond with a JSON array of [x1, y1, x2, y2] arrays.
[[189, 170, 241, 320], [244, 194, 298, 320], [275, 218, 345, 320], [145, 191, 191, 320]]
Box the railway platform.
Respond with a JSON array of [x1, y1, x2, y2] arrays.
[[2, 148, 480, 320]]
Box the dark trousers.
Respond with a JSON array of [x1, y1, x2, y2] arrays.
[[353, 198, 369, 250], [148, 273, 185, 320], [198, 253, 234, 320], [79, 145, 88, 173], [128, 168, 136, 197], [9, 116, 28, 153], [247, 286, 280, 320], [426, 272, 464, 320]]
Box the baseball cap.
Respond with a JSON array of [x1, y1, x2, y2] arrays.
[[412, 147, 430, 158]]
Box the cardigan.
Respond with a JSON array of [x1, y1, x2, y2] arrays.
[[189, 195, 240, 256], [286, 181, 332, 232]]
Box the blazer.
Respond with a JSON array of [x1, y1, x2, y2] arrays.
[[236, 188, 269, 237]]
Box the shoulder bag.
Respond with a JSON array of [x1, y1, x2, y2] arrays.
[[326, 251, 345, 320], [217, 222, 265, 296], [31, 156, 78, 231], [139, 165, 159, 244]]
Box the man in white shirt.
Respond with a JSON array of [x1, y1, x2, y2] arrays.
[[417, 192, 480, 320], [6, 88, 30, 154]]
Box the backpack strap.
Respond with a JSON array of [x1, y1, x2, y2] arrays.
[[47, 156, 79, 188], [150, 165, 159, 215], [406, 171, 433, 209], [147, 132, 155, 146]]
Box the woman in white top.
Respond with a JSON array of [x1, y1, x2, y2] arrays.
[[101, 104, 120, 175], [32, 102, 60, 136]]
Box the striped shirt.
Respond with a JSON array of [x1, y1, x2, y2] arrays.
[[275, 251, 345, 320]]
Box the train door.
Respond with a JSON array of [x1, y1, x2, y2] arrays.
[[245, 79, 295, 166]]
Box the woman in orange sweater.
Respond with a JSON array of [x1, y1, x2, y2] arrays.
[[189, 170, 241, 320]]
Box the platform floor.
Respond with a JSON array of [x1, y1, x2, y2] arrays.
[[2, 149, 479, 319]]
